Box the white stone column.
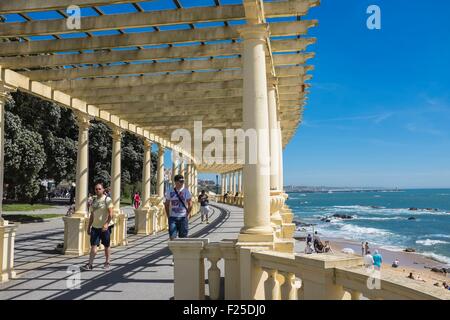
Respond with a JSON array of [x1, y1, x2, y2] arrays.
[[63, 111, 90, 256], [110, 126, 122, 213], [0, 86, 11, 225], [134, 139, 157, 235], [172, 156, 177, 184], [193, 166, 198, 196], [74, 112, 90, 217], [268, 79, 280, 191], [157, 144, 165, 198], [0, 85, 18, 282], [230, 171, 236, 196], [278, 122, 284, 191], [142, 140, 152, 209], [110, 126, 127, 246], [238, 24, 274, 243], [237, 170, 242, 193], [221, 174, 226, 195], [224, 173, 229, 193], [180, 159, 185, 177], [186, 163, 192, 190]]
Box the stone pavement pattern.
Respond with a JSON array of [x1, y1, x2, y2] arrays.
[[0, 203, 243, 300]]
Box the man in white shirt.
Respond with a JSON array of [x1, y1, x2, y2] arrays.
[[164, 174, 193, 240], [364, 250, 375, 269]]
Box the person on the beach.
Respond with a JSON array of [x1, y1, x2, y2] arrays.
[[82, 181, 114, 271], [198, 190, 210, 223], [392, 258, 399, 268], [307, 234, 312, 246], [365, 242, 369, 255], [372, 250, 383, 270], [361, 242, 365, 256], [364, 250, 374, 268]]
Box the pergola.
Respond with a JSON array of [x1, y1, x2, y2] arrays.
[[0, 0, 318, 282]]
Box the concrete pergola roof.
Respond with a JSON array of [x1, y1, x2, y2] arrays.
[[0, 0, 318, 172]]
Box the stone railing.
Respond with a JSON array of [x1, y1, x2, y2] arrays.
[[169, 238, 450, 300]]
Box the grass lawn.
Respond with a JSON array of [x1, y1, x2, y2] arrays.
[[3, 203, 55, 212], [2, 214, 64, 223], [120, 198, 132, 206]]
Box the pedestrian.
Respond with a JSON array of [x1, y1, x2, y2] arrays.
[[198, 190, 210, 223], [372, 250, 383, 270], [365, 242, 369, 256], [361, 241, 365, 256], [133, 192, 141, 209], [306, 233, 312, 246], [165, 174, 193, 242], [364, 250, 374, 268], [82, 181, 114, 271]]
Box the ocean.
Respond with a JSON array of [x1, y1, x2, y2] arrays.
[[286, 189, 450, 266]]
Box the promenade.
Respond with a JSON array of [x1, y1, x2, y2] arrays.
[[0, 203, 243, 300]]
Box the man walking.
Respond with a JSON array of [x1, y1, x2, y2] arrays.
[[82, 181, 114, 271], [198, 190, 210, 223], [165, 174, 193, 241]]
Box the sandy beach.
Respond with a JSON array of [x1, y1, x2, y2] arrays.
[[294, 236, 450, 291]]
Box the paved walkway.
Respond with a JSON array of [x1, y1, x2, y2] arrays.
[[0, 202, 243, 300]]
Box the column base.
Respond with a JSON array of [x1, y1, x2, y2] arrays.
[[134, 207, 158, 235], [0, 222, 18, 283], [111, 209, 128, 246], [237, 227, 275, 247], [63, 216, 89, 256]]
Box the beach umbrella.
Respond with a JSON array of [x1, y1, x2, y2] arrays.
[[341, 248, 355, 254]]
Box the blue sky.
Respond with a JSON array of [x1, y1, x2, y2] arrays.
[[4, 0, 450, 188], [282, 0, 450, 188]]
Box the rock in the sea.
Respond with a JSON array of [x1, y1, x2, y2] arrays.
[[404, 248, 416, 252], [409, 207, 418, 211], [407, 217, 416, 220], [332, 214, 353, 219]]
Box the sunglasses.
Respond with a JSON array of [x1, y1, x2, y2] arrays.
[[176, 180, 184, 183]]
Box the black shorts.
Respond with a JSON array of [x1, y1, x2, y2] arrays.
[[90, 226, 113, 247]]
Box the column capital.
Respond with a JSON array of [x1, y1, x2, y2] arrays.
[[109, 125, 122, 140], [238, 23, 269, 41], [74, 111, 91, 129], [267, 77, 278, 89], [0, 82, 16, 102], [158, 144, 165, 154], [143, 139, 152, 149]]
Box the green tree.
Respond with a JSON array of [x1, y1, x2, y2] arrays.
[[4, 111, 46, 201]]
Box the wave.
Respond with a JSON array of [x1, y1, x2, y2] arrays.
[[339, 224, 391, 236], [415, 239, 449, 246], [420, 252, 450, 265], [422, 234, 450, 239], [354, 216, 404, 221], [378, 245, 405, 252], [329, 205, 450, 216]]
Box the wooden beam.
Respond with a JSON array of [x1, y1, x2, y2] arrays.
[[67, 79, 244, 98], [0, 1, 317, 32], [24, 54, 308, 81], [0, 21, 317, 56], [0, 38, 314, 69], [0, 0, 150, 14]]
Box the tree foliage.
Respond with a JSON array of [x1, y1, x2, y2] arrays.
[[4, 91, 156, 202]]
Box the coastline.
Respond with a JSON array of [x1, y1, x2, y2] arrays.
[[302, 236, 450, 285]]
